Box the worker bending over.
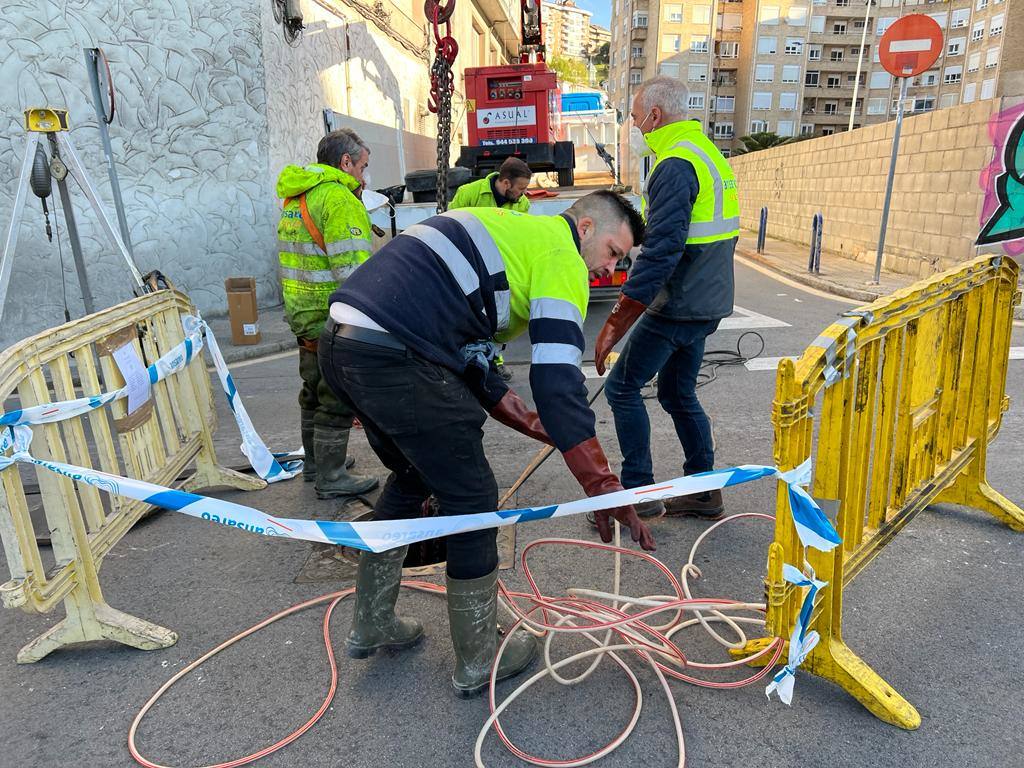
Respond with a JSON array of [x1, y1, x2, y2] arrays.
[[319, 192, 656, 696], [450, 156, 532, 212], [593, 76, 738, 521], [276, 128, 379, 499]]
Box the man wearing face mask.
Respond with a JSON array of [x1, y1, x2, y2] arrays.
[[592, 76, 738, 522], [276, 128, 380, 499], [450, 156, 533, 212], [318, 191, 656, 697]]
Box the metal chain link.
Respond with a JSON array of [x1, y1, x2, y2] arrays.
[[426, 0, 458, 213]]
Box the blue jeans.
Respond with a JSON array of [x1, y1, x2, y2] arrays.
[[604, 314, 720, 489]]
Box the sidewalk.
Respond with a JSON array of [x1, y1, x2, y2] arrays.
[[735, 232, 918, 303], [204, 304, 296, 364]]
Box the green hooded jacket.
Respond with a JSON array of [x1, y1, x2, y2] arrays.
[[449, 172, 531, 213]]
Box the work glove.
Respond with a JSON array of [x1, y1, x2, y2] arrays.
[[562, 437, 656, 552], [488, 390, 553, 446], [594, 293, 647, 376]]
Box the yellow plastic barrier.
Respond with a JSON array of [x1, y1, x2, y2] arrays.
[[739, 255, 1022, 729], [0, 291, 264, 662]]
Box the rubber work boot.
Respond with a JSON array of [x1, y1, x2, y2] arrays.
[[664, 489, 725, 520], [586, 499, 663, 527], [446, 568, 537, 698], [301, 413, 354, 482], [346, 546, 424, 658], [313, 424, 378, 499]]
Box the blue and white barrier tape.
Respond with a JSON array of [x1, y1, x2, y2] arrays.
[[0, 315, 300, 484], [765, 564, 828, 705]]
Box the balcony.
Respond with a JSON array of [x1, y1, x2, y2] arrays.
[[815, 57, 863, 72], [630, 25, 648, 41], [630, 55, 647, 69], [712, 76, 738, 87]]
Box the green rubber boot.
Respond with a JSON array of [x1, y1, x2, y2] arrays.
[[346, 546, 424, 658], [313, 424, 378, 498], [301, 410, 317, 482], [446, 568, 537, 698]]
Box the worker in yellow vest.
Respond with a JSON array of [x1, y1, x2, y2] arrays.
[[450, 156, 532, 212], [276, 129, 380, 499], [592, 76, 739, 523]]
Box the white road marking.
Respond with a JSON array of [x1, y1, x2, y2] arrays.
[[720, 305, 791, 330], [745, 356, 796, 371], [736, 254, 859, 304], [1010, 347, 1024, 360]]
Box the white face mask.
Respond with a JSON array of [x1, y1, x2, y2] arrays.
[[361, 170, 372, 190], [361, 188, 389, 212], [629, 110, 655, 156]]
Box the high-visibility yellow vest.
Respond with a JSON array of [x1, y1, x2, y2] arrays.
[[641, 120, 739, 244]]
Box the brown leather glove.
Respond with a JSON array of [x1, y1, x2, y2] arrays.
[[594, 293, 647, 376], [488, 390, 553, 446], [562, 437, 656, 551]]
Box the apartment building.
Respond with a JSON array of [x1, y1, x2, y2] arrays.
[[590, 22, 613, 53], [544, 0, 594, 60], [608, 0, 1014, 156]]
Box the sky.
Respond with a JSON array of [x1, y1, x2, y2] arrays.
[[570, 0, 612, 30]]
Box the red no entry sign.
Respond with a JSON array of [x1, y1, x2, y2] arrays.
[[879, 14, 944, 78]]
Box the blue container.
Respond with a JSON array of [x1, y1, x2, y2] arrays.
[[561, 92, 603, 113]]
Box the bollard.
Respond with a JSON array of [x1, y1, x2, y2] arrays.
[[757, 206, 768, 253], [807, 213, 824, 273]]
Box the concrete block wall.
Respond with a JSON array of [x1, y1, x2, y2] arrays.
[[729, 98, 1004, 278]]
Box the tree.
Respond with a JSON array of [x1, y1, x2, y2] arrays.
[[548, 55, 589, 86], [593, 42, 610, 66], [731, 131, 802, 155]]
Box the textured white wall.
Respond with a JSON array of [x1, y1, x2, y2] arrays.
[[0, 1, 277, 347]]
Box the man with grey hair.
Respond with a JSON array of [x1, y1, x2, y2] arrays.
[[275, 128, 379, 499], [592, 74, 739, 522]]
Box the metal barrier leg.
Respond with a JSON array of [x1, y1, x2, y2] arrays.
[[183, 442, 268, 493], [17, 589, 178, 664], [935, 472, 1024, 531]]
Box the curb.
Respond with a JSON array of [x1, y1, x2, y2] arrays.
[[218, 339, 296, 365], [736, 245, 884, 303]]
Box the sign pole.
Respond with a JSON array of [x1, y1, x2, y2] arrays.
[[872, 77, 913, 286]]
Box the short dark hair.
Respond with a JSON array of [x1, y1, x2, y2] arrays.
[[567, 190, 645, 246], [497, 156, 532, 182], [317, 128, 369, 168]]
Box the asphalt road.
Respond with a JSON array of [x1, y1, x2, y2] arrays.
[[1, 258, 1022, 768]]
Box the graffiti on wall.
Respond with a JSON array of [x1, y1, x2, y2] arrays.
[[978, 102, 1024, 253]]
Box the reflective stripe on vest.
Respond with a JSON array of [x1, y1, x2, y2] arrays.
[[280, 264, 359, 283], [670, 140, 740, 239], [278, 237, 371, 257]]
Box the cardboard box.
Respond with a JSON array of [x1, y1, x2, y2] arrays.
[[224, 277, 261, 345]]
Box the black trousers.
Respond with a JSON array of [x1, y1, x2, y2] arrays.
[[319, 332, 498, 579]]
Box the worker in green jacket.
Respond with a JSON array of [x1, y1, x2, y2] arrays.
[[450, 156, 532, 212], [276, 128, 379, 499], [450, 156, 533, 380]]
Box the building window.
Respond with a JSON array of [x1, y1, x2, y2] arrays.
[[633, 13, 648, 28], [985, 48, 1000, 69], [760, 5, 780, 24], [876, 17, 896, 36], [805, 70, 820, 86], [721, 148, 731, 158], [632, 45, 644, 58], [693, 5, 712, 24], [940, 93, 957, 109], [750, 119, 769, 132], [826, 75, 841, 88], [808, 44, 821, 61], [723, 13, 742, 31], [836, 0, 849, 6], [867, 97, 886, 114], [971, 21, 985, 41], [991, 14, 1004, 35], [755, 64, 775, 82], [800, 123, 815, 136], [943, 65, 963, 84], [964, 82, 977, 103], [981, 78, 996, 99], [785, 38, 803, 55], [824, 102, 838, 115], [713, 122, 734, 138], [833, 22, 847, 35], [688, 64, 708, 81], [660, 62, 680, 77], [920, 70, 938, 86], [830, 49, 845, 62], [822, 127, 835, 136], [777, 120, 795, 137], [951, 9, 970, 28], [688, 93, 705, 109], [662, 34, 681, 52], [630, 71, 642, 84], [810, 15, 825, 34], [870, 70, 891, 89], [718, 41, 739, 58], [911, 97, 935, 112], [968, 53, 981, 72], [779, 92, 798, 111], [752, 91, 772, 110], [929, 12, 948, 29], [664, 4, 683, 22], [977, 0, 988, 8], [716, 96, 735, 112], [947, 37, 965, 56], [758, 36, 777, 54], [691, 35, 710, 53], [787, 6, 808, 26], [782, 64, 800, 83]]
